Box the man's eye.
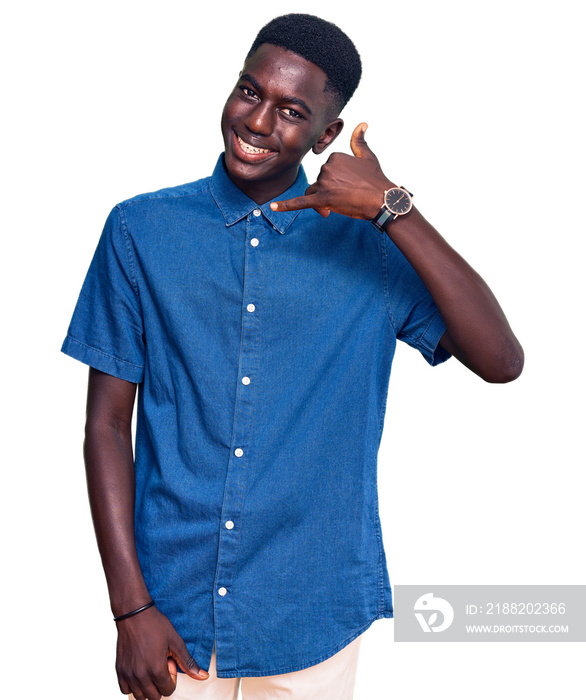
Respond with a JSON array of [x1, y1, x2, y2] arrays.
[[241, 87, 257, 98], [282, 108, 303, 119]]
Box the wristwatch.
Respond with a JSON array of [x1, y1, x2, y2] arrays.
[[371, 186, 414, 232]]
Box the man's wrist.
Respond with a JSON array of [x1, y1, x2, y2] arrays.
[[109, 580, 153, 619], [114, 600, 155, 623], [365, 179, 395, 220]]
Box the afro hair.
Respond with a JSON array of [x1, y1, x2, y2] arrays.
[[247, 13, 362, 113]]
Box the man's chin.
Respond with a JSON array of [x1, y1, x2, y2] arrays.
[[223, 150, 275, 184]]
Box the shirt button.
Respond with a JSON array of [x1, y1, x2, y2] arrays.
[[242, 376, 250, 385], [235, 448, 243, 457], [251, 238, 259, 247], [225, 520, 234, 530], [253, 209, 261, 217], [218, 587, 227, 596], [247, 303, 255, 312]]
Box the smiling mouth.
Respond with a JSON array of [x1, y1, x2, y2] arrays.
[[236, 134, 275, 155]]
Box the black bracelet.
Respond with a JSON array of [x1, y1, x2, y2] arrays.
[[114, 600, 155, 622]]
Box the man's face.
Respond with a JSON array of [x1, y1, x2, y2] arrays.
[[221, 43, 343, 204]]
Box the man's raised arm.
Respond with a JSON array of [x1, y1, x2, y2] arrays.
[[84, 367, 209, 698], [271, 123, 524, 383]]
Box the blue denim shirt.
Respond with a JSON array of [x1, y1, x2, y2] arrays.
[[62, 155, 450, 677]]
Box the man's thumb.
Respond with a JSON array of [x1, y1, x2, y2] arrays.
[[171, 640, 209, 680], [350, 122, 376, 159]]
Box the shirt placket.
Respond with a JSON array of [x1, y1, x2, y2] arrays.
[[212, 207, 266, 672]]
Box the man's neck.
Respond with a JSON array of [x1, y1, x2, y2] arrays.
[[224, 165, 300, 205]]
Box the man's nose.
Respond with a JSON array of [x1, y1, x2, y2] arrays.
[[245, 102, 274, 136]]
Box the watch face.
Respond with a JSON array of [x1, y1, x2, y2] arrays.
[[385, 188, 413, 215]]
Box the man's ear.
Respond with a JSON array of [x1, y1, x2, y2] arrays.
[[312, 119, 344, 155]]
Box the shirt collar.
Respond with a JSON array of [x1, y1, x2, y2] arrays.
[[209, 154, 309, 235]]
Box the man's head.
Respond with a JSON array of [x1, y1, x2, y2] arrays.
[[246, 14, 362, 116], [221, 14, 361, 204]]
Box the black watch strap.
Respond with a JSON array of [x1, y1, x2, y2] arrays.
[[371, 207, 396, 232]]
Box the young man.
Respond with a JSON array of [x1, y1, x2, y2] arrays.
[[62, 13, 523, 700]]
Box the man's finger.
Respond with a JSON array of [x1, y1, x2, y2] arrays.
[[170, 637, 209, 680], [270, 194, 321, 212], [167, 658, 178, 686], [350, 122, 377, 160]]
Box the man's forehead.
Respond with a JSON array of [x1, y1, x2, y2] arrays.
[[239, 43, 329, 95]]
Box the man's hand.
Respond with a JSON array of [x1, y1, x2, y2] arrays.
[[270, 123, 393, 219], [272, 127, 524, 383], [115, 605, 208, 700]]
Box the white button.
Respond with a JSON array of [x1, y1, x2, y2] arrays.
[[247, 303, 255, 312], [235, 448, 243, 457], [225, 520, 234, 530], [253, 209, 261, 217], [251, 238, 259, 247], [242, 376, 250, 385], [218, 587, 227, 596]]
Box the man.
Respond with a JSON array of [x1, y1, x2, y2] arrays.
[[62, 13, 523, 700]]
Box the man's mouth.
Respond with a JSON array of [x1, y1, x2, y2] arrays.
[[235, 133, 275, 155]]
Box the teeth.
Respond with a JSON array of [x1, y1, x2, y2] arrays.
[[237, 135, 272, 154]]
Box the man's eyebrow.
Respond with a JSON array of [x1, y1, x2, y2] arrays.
[[240, 73, 313, 115], [240, 73, 263, 94], [281, 95, 312, 116]]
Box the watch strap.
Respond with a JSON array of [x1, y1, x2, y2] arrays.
[[371, 207, 396, 232]]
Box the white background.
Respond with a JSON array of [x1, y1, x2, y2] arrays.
[[2, 0, 584, 697]]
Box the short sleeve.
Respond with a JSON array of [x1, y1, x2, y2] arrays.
[[381, 234, 451, 366], [61, 205, 145, 382]]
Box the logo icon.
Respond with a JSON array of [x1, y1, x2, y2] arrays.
[[414, 592, 454, 633]]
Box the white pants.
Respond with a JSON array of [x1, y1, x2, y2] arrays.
[[132, 634, 362, 700]]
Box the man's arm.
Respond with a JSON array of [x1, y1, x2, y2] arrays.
[[382, 204, 523, 382], [271, 123, 523, 383], [84, 368, 209, 698]]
